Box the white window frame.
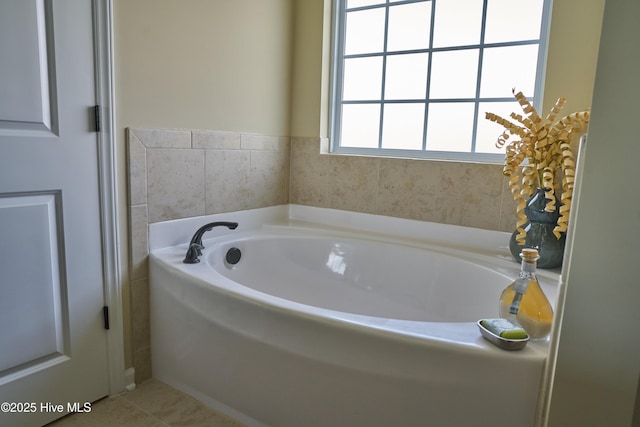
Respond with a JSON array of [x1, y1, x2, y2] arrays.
[[329, 0, 553, 163]]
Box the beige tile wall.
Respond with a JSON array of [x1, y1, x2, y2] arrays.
[[126, 128, 289, 382], [289, 137, 518, 232], [126, 128, 517, 382]]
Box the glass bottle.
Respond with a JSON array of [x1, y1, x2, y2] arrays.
[[499, 248, 553, 340]]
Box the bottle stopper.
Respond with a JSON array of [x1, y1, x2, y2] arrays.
[[520, 248, 540, 262]]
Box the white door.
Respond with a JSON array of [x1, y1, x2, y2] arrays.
[[0, 1, 110, 426]]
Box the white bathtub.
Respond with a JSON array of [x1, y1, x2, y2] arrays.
[[149, 205, 558, 427]]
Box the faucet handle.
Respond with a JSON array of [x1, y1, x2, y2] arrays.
[[183, 243, 203, 264]]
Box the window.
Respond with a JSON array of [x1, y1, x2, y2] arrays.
[[330, 0, 551, 162]]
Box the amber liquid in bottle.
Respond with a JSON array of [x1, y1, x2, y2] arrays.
[[499, 248, 553, 340]]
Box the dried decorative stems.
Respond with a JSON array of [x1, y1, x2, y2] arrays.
[[486, 89, 590, 244]]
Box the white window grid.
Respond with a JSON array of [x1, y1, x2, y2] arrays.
[[330, 0, 552, 163]]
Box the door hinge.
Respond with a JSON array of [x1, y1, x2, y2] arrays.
[[94, 105, 101, 132], [103, 306, 110, 330]]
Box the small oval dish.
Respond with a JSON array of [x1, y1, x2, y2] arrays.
[[477, 319, 530, 351]]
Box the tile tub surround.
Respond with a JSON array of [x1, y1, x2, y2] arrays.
[[126, 128, 290, 382], [126, 128, 518, 383], [289, 137, 519, 232]]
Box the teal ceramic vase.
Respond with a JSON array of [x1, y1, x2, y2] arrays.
[[509, 187, 566, 269]]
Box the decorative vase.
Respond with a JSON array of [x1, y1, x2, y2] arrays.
[[509, 187, 566, 269]]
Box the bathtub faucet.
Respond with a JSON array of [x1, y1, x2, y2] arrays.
[[183, 221, 238, 264]]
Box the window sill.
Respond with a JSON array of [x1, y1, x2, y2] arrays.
[[328, 146, 504, 165]]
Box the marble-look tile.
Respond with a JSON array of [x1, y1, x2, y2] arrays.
[[499, 178, 520, 232], [50, 380, 245, 427], [121, 378, 182, 414], [290, 137, 510, 231], [240, 134, 289, 151], [327, 155, 379, 214], [289, 141, 330, 207], [147, 149, 205, 223], [127, 129, 147, 206], [193, 131, 241, 150], [123, 379, 244, 427], [291, 136, 323, 154], [376, 158, 441, 221], [133, 347, 152, 383], [49, 396, 164, 427], [435, 162, 505, 230], [205, 150, 252, 214], [249, 150, 289, 208], [132, 128, 191, 149], [131, 277, 150, 352], [129, 205, 148, 281], [167, 406, 243, 427]]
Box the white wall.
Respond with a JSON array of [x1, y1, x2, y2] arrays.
[[546, 1, 640, 425]]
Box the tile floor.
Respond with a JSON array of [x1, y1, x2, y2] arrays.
[[48, 378, 246, 427]]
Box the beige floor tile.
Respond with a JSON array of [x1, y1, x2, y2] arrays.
[[47, 395, 165, 427], [122, 379, 245, 427], [48, 379, 245, 427]]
